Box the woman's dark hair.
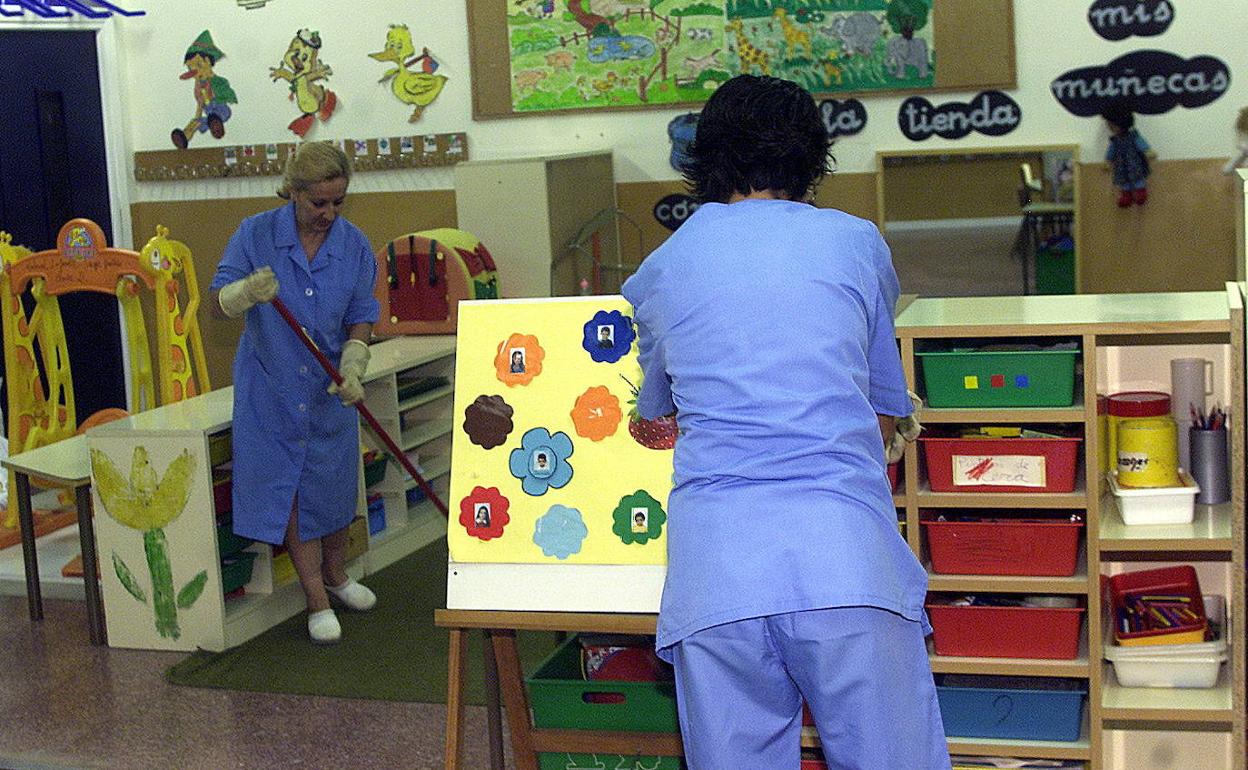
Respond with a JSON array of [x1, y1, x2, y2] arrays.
[[1101, 100, 1135, 131], [683, 75, 832, 204]]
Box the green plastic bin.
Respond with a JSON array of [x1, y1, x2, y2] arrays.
[[917, 347, 1078, 408], [221, 550, 258, 594], [1035, 245, 1076, 295], [528, 636, 683, 769], [363, 456, 388, 487], [216, 523, 253, 560]]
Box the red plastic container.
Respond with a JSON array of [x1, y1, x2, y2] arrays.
[[800, 761, 827, 770], [923, 515, 1083, 576], [921, 436, 1081, 493], [1107, 565, 1206, 647], [213, 478, 232, 516], [926, 602, 1085, 659], [887, 461, 900, 493]]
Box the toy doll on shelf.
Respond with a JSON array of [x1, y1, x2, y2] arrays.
[[1102, 101, 1152, 207], [1222, 107, 1248, 176]]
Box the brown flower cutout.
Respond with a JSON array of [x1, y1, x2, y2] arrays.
[[463, 395, 515, 449]]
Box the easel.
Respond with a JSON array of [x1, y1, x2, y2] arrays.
[[435, 610, 683, 770]]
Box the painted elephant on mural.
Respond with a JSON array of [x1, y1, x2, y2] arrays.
[[886, 35, 929, 79]]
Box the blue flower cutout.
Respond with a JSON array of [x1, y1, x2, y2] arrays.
[[533, 504, 588, 559], [583, 309, 636, 363], [508, 427, 574, 496]]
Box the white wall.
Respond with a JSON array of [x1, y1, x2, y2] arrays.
[[18, 0, 1248, 203]]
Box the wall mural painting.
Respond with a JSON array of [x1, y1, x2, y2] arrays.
[[506, 0, 933, 112]]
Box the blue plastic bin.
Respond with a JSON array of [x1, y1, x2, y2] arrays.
[[936, 675, 1085, 741], [367, 496, 386, 535]]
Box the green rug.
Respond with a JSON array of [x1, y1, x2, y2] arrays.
[[165, 539, 560, 704]]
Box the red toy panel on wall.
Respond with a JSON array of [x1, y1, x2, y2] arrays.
[[373, 228, 499, 336]]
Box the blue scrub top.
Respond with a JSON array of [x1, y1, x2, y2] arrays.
[[211, 203, 380, 544], [621, 198, 927, 660]]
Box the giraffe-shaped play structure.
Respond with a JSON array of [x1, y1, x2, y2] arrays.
[[0, 220, 211, 534], [726, 19, 770, 76], [773, 9, 812, 59]]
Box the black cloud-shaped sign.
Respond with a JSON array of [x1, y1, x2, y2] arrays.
[[653, 194, 701, 232], [819, 99, 868, 139], [898, 91, 1021, 142], [1087, 0, 1174, 41], [1051, 50, 1231, 117]]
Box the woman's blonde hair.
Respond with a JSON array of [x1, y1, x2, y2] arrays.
[[277, 142, 352, 199]]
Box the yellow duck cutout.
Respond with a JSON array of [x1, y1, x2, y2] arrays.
[[271, 28, 338, 138], [370, 24, 447, 123]]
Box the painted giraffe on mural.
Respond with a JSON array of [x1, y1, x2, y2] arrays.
[[726, 19, 769, 75], [773, 9, 812, 59]]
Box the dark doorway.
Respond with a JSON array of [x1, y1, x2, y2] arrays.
[[0, 29, 126, 429]]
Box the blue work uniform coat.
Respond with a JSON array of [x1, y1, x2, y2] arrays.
[[211, 204, 380, 544]]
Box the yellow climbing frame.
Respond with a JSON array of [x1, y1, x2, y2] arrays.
[[0, 219, 210, 529]]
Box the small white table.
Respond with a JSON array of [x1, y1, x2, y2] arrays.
[[2, 435, 102, 644]]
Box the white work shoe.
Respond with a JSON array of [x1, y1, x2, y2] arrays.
[[308, 609, 341, 644], [325, 579, 377, 611]]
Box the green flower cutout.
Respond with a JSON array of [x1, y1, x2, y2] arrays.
[[612, 490, 666, 545]]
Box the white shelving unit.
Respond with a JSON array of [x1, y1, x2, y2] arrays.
[[357, 335, 456, 574]]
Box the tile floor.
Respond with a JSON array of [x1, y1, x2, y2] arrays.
[[0, 595, 504, 770]]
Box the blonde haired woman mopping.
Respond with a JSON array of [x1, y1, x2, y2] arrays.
[[211, 142, 378, 643]]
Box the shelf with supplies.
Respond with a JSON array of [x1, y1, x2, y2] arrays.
[[892, 287, 1245, 770], [358, 335, 455, 574]]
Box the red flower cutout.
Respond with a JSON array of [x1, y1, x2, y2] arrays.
[[459, 486, 510, 541]]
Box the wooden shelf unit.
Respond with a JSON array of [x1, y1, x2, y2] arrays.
[[890, 288, 1246, 770], [358, 335, 456, 575]]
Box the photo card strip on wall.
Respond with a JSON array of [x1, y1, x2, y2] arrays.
[[446, 296, 675, 613]]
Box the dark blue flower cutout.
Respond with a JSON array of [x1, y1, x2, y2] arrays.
[[509, 427, 574, 496], [583, 310, 635, 363]]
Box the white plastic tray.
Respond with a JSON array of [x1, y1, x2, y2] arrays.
[[1105, 595, 1228, 688], [1109, 470, 1199, 525]]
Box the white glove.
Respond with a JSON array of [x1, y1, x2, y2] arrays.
[[329, 339, 370, 405], [885, 391, 924, 463], [218, 267, 278, 318]]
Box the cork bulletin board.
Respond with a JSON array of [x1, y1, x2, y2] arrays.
[[467, 0, 1015, 119]]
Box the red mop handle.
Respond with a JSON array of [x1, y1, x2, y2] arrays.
[[270, 297, 449, 517]]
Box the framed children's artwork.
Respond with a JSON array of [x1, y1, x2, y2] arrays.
[[446, 296, 675, 612], [466, 0, 1016, 118]]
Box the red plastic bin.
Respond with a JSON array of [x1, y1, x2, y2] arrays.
[[921, 436, 1081, 493], [800, 761, 827, 770], [926, 602, 1085, 659], [887, 461, 900, 493], [1106, 565, 1206, 647], [923, 514, 1083, 576]]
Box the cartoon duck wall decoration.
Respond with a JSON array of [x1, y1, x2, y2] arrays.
[[171, 31, 237, 149], [370, 24, 447, 122], [270, 28, 338, 138]]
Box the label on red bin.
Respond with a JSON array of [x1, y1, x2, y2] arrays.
[[952, 454, 1047, 487]]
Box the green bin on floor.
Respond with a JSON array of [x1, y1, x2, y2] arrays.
[[1035, 244, 1076, 295], [528, 635, 683, 770], [917, 348, 1078, 408]]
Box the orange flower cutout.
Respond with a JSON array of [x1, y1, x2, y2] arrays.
[[570, 386, 622, 441], [494, 333, 545, 386]]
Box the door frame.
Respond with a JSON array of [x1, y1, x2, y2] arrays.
[[0, 16, 132, 249]]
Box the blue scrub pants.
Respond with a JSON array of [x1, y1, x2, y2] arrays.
[[670, 607, 951, 770]]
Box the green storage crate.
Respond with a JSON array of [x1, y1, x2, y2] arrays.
[[363, 456, 388, 487], [529, 636, 683, 769], [917, 347, 1078, 408], [216, 523, 253, 560], [221, 550, 258, 594], [1035, 244, 1076, 295], [539, 753, 682, 770]]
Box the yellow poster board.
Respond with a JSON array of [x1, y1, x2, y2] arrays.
[[447, 296, 675, 573]]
